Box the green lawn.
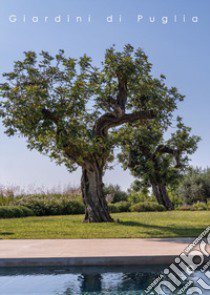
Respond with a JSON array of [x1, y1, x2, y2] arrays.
[[0, 211, 209, 239]]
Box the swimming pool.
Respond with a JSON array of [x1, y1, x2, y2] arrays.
[[0, 265, 208, 294]]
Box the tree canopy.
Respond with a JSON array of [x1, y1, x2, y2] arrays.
[[118, 117, 200, 209], [0, 45, 183, 170]]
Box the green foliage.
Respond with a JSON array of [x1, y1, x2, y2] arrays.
[[119, 118, 199, 194], [128, 179, 149, 195], [130, 202, 166, 212], [0, 185, 17, 205], [14, 194, 85, 216], [0, 195, 14, 206], [175, 168, 210, 204], [0, 206, 35, 218], [176, 204, 193, 211], [167, 189, 183, 208], [127, 192, 153, 204], [104, 184, 127, 203], [191, 202, 207, 211], [176, 202, 207, 211], [108, 201, 130, 213], [0, 45, 185, 172]]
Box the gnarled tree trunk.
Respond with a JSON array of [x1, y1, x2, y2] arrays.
[[81, 162, 113, 222], [151, 181, 174, 210]]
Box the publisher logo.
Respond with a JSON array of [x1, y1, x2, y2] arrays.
[[144, 227, 210, 294]]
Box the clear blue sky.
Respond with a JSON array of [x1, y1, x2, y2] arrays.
[[0, 0, 209, 191]]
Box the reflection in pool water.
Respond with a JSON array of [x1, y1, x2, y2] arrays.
[[0, 265, 208, 294]]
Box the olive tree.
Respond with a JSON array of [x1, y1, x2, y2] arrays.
[[0, 45, 183, 222], [119, 118, 200, 210], [175, 167, 210, 205]]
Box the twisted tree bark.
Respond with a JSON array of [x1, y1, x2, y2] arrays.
[[81, 162, 113, 222], [151, 181, 174, 210]]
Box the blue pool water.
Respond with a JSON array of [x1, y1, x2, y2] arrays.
[[0, 265, 208, 294]]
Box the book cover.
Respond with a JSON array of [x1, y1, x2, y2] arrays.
[[0, 1, 209, 294]]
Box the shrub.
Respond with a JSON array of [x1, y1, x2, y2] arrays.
[[168, 190, 183, 208], [0, 185, 18, 206], [175, 168, 210, 205], [108, 203, 119, 213], [176, 202, 207, 211], [104, 184, 128, 203], [191, 202, 207, 211], [0, 196, 14, 206], [127, 192, 154, 205], [130, 202, 166, 212], [108, 201, 130, 213], [15, 195, 85, 216], [0, 206, 35, 218], [62, 200, 85, 215]]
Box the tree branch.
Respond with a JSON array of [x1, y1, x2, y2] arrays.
[[94, 110, 156, 137], [116, 78, 127, 112], [42, 108, 82, 162], [103, 96, 124, 116], [154, 145, 182, 167], [41, 108, 59, 124]]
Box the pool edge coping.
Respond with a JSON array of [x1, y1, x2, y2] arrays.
[[0, 255, 179, 267]]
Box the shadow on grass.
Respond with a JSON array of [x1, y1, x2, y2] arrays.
[[118, 220, 206, 238], [0, 232, 14, 236]]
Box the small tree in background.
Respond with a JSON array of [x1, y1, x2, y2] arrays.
[[119, 118, 200, 210], [0, 45, 183, 222], [175, 167, 210, 204]]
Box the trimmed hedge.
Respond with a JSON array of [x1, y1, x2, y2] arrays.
[[108, 201, 130, 213], [15, 197, 85, 216], [130, 202, 166, 212], [0, 206, 35, 218], [176, 202, 208, 211]]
